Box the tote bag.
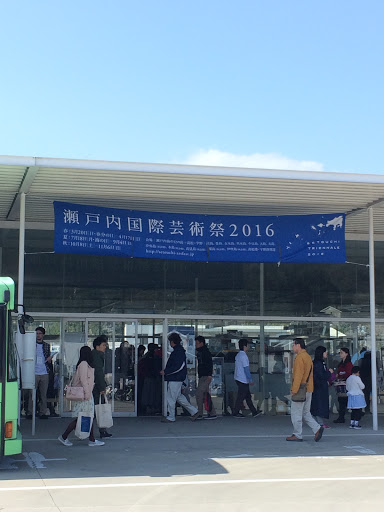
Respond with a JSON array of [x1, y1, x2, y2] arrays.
[[95, 395, 113, 429], [203, 392, 212, 412], [75, 412, 93, 439]]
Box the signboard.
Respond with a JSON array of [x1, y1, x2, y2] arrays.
[[279, 213, 346, 263], [54, 201, 346, 264]]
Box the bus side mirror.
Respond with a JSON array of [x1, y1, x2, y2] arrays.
[[18, 317, 26, 335], [15, 304, 34, 335]]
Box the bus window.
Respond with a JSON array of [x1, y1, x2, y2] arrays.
[[7, 314, 17, 382]]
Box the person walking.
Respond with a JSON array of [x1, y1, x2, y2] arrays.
[[232, 338, 261, 418], [58, 346, 104, 447], [346, 366, 366, 429], [333, 347, 353, 424], [195, 335, 217, 420], [286, 338, 324, 442], [311, 346, 333, 428], [92, 336, 112, 438], [160, 332, 198, 423]]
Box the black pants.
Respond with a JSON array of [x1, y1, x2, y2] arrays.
[[233, 380, 257, 415], [337, 396, 348, 419], [351, 408, 362, 422], [363, 387, 371, 412]]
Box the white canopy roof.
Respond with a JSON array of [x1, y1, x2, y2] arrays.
[[1, 155, 384, 238]]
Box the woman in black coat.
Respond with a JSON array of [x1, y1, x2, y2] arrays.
[[359, 351, 372, 413], [310, 346, 333, 428]]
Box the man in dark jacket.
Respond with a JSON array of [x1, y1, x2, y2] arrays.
[[195, 336, 217, 419], [92, 336, 112, 438], [160, 332, 198, 423]]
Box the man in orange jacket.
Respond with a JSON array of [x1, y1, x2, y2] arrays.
[[286, 338, 324, 442]]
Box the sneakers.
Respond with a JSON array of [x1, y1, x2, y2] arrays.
[[252, 410, 262, 417], [322, 424, 331, 429], [161, 416, 174, 423], [354, 424, 362, 429], [314, 426, 324, 442], [88, 439, 105, 447], [190, 412, 200, 421], [100, 431, 112, 438], [333, 417, 345, 424], [286, 435, 303, 442], [58, 436, 73, 447], [349, 424, 355, 429], [204, 415, 217, 420], [193, 415, 204, 420], [233, 413, 246, 418]]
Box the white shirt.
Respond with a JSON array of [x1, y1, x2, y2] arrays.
[[234, 350, 250, 384], [35, 343, 48, 375], [346, 374, 365, 396]]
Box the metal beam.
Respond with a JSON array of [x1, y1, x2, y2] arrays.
[[6, 166, 40, 220], [0, 220, 54, 230], [368, 207, 378, 430], [346, 195, 384, 218]]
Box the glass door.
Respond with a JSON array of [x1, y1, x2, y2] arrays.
[[61, 319, 86, 416], [61, 318, 139, 417], [113, 320, 138, 416], [86, 319, 139, 417]]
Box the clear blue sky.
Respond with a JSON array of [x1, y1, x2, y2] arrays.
[[0, 1, 383, 173]]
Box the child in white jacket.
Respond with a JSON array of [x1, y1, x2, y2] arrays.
[[346, 366, 366, 429]]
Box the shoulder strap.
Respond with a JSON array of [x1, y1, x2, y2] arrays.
[[68, 366, 79, 386], [305, 364, 312, 384]]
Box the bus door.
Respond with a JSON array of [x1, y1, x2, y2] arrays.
[[0, 277, 22, 458]]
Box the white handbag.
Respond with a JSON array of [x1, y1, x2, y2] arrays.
[[64, 373, 85, 401], [95, 395, 113, 429]]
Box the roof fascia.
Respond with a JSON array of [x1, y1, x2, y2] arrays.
[[6, 166, 40, 220], [1, 155, 384, 184]]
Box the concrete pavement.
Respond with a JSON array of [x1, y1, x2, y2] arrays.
[[1, 413, 384, 511]]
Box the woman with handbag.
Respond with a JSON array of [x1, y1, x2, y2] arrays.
[[58, 346, 104, 447], [310, 346, 333, 428], [333, 347, 353, 424]]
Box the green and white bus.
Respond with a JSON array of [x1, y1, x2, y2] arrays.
[[0, 277, 22, 458]]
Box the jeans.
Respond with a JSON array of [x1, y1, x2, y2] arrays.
[[290, 392, 320, 439], [28, 374, 49, 415], [166, 381, 197, 421]]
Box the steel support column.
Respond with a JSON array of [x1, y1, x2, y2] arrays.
[[368, 207, 378, 430]]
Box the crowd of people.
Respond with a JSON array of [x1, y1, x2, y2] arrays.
[[286, 339, 371, 442], [27, 326, 374, 446]]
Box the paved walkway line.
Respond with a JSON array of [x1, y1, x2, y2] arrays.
[[2, 475, 384, 492], [22, 432, 384, 442]]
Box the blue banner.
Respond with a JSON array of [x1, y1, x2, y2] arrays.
[[279, 213, 346, 263], [54, 202, 346, 263]]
